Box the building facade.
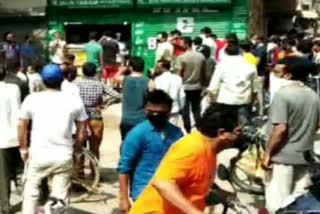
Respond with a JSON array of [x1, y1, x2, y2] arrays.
[[47, 0, 249, 70]]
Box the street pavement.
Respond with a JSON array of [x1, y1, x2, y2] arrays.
[[10, 103, 266, 214]]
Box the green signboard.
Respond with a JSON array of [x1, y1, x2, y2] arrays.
[[49, 0, 133, 8], [137, 0, 232, 7]]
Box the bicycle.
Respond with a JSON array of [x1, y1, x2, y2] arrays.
[[70, 147, 101, 203], [229, 123, 267, 196], [206, 164, 252, 214]]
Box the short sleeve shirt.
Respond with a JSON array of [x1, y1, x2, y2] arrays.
[[84, 41, 103, 72], [269, 85, 320, 164], [19, 90, 88, 163], [175, 51, 205, 91], [129, 131, 216, 214]]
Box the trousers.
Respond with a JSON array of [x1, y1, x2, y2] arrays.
[[182, 90, 202, 133], [0, 147, 23, 214], [265, 164, 310, 213], [22, 159, 72, 214]]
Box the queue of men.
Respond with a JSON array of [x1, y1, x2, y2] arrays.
[[1, 26, 320, 214]]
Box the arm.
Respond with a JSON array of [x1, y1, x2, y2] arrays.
[[18, 119, 30, 162], [114, 66, 127, 84], [148, 79, 156, 91], [152, 180, 202, 214], [118, 130, 143, 212], [200, 59, 207, 87], [74, 121, 87, 154], [207, 64, 223, 103], [262, 92, 288, 169], [178, 81, 186, 112]]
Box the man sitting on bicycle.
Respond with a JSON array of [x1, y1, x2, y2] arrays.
[[18, 64, 88, 214], [129, 104, 242, 214], [262, 56, 320, 213]]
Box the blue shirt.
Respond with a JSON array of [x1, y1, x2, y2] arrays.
[[21, 44, 37, 69], [118, 120, 183, 200], [121, 76, 149, 126]]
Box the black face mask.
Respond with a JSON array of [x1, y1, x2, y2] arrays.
[[146, 113, 169, 130]]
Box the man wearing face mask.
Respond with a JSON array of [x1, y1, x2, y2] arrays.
[[263, 56, 320, 213], [118, 90, 183, 214]]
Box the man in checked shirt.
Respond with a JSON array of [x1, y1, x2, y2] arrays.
[[77, 62, 121, 177]]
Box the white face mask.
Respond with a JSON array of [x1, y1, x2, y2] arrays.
[[269, 73, 294, 102]]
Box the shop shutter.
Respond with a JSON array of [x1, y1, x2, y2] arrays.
[[133, 0, 248, 71]]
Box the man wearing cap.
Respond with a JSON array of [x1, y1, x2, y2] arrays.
[[18, 64, 88, 214]]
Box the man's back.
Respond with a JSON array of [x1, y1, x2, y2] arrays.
[[130, 130, 216, 214], [19, 90, 87, 162], [101, 39, 119, 64], [209, 55, 257, 105], [122, 76, 149, 125], [0, 82, 20, 148], [85, 41, 103, 69], [270, 86, 320, 164], [176, 51, 205, 91], [155, 71, 185, 113]]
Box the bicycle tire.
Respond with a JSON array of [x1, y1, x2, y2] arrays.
[[71, 148, 100, 203], [230, 159, 265, 195]]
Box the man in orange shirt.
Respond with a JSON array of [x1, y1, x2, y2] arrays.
[[129, 104, 241, 214]]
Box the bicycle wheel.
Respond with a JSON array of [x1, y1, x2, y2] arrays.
[[71, 148, 100, 203], [230, 158, 265, 195]]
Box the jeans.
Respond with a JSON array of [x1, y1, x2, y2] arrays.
[[22, 159, 72, 214], [0, 147, 23, 214], [182, 90, 202, 133]]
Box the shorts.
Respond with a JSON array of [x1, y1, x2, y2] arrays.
[[102, 64, 118, 80]]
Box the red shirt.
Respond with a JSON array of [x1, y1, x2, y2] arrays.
[[171, 38, 185, 57], [215, 40, 226, 61]]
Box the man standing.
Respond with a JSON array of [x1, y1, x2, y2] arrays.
[[115, 56, 154, 141], [129, 104, 241, 214], [5, 62, 29, 101], [100, 31, 119, 87], [154, 60, 185, 125], [77, 63, 121, 169], [49, 31, 66, 65], [19, 64, 88, 214], [118, 90, 183, 213], [21, 35, 38, 72], [208, 43, 257, 125], [170, 30, 185, 58], [175, 37, 206, 133], [200, 27, 216, 61], [0, 64, 22, 214], [156, 32, 174, 63], [3, 32, 22, 68], [262, 56, 320, 213], [84, 32, 103, 78]]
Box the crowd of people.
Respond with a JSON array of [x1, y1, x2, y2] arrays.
[[1, 25, 320, 214]]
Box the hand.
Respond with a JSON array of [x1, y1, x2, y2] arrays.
[[119, 198, 131, 214], [262, 153, 273, 170], [20, 148, 29, 163]]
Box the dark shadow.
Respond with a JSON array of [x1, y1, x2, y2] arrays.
[[11, 202, 22, 214], [100, 168, 118, 184], [110, 208, 121, 214]]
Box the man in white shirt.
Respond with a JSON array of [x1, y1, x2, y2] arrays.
[[19, 64, 87, 214], [208, 44, 257, 124], [200, 27, 217, 62], [0, 65, 22, 214], [154, 60, 185, 125], [155, 32, 174, 63], [49, 31, 66, 65]]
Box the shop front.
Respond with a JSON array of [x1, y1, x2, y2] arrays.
[[47, 0, 248, 71]]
